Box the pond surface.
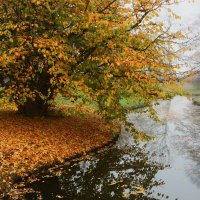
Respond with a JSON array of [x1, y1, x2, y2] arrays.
[[25, 96, 200, 200]]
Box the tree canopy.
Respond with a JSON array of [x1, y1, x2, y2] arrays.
[[0, 0, 186, 119]]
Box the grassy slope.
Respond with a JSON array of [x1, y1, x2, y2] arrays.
[[55, 94, 146, 109], [119, 97, 145, 109], [184, 88, 200, 105], [185, 88, 200, 96], [193, 96, 200, 105]]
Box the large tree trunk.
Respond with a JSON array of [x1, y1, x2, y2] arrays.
[[17, 98, 48, 117], [16, 69, 56, 116], [17, 70, 53, 116]]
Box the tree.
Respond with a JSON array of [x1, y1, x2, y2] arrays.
[[0, 0, 186, 118]]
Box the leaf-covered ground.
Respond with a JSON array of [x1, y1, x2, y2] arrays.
[[0, 109, 117, 196]]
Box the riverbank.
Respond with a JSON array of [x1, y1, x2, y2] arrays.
[[5, 96, 200, 200], [186, 88, 200, 106], [193, 96, 200, 105], [0, 108, 120, 198], [0, 93, 146, 198]]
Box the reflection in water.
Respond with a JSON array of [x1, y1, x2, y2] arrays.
[[129, 96, 200, 199], [171, 103, 200, 188], [27, 146, 168, 200], [20, 96, 200, 200], [127, 100, 172, 166]]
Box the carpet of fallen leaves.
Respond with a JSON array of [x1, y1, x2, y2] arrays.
[[0, 109, 117, 196]]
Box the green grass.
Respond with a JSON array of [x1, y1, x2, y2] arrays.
[[55, 94, 146, 109], [119, 97, 146, 109], [185, 88, 200, 96], [193, 96, 200, 106], [184, 88, 200, 106], [55, 94, 79, 105]]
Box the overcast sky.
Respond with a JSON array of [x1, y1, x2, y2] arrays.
[[170, 0, 200, 70], [172, 0, 200, 27], [159, 0, 200, 31]]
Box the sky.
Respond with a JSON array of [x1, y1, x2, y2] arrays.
[[159, 0, 200, 32], [169, 0, 200, 70], [172, 0, 200, 28]]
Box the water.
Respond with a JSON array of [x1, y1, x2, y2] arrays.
[[23, 96, 200, 200]]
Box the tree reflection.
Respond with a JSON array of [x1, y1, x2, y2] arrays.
[[173, 104, 200, 187], [28, 145, 168, 200], [127, 100, 172, 165]]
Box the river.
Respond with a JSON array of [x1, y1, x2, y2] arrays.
[[24, 96, 200, 200]]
